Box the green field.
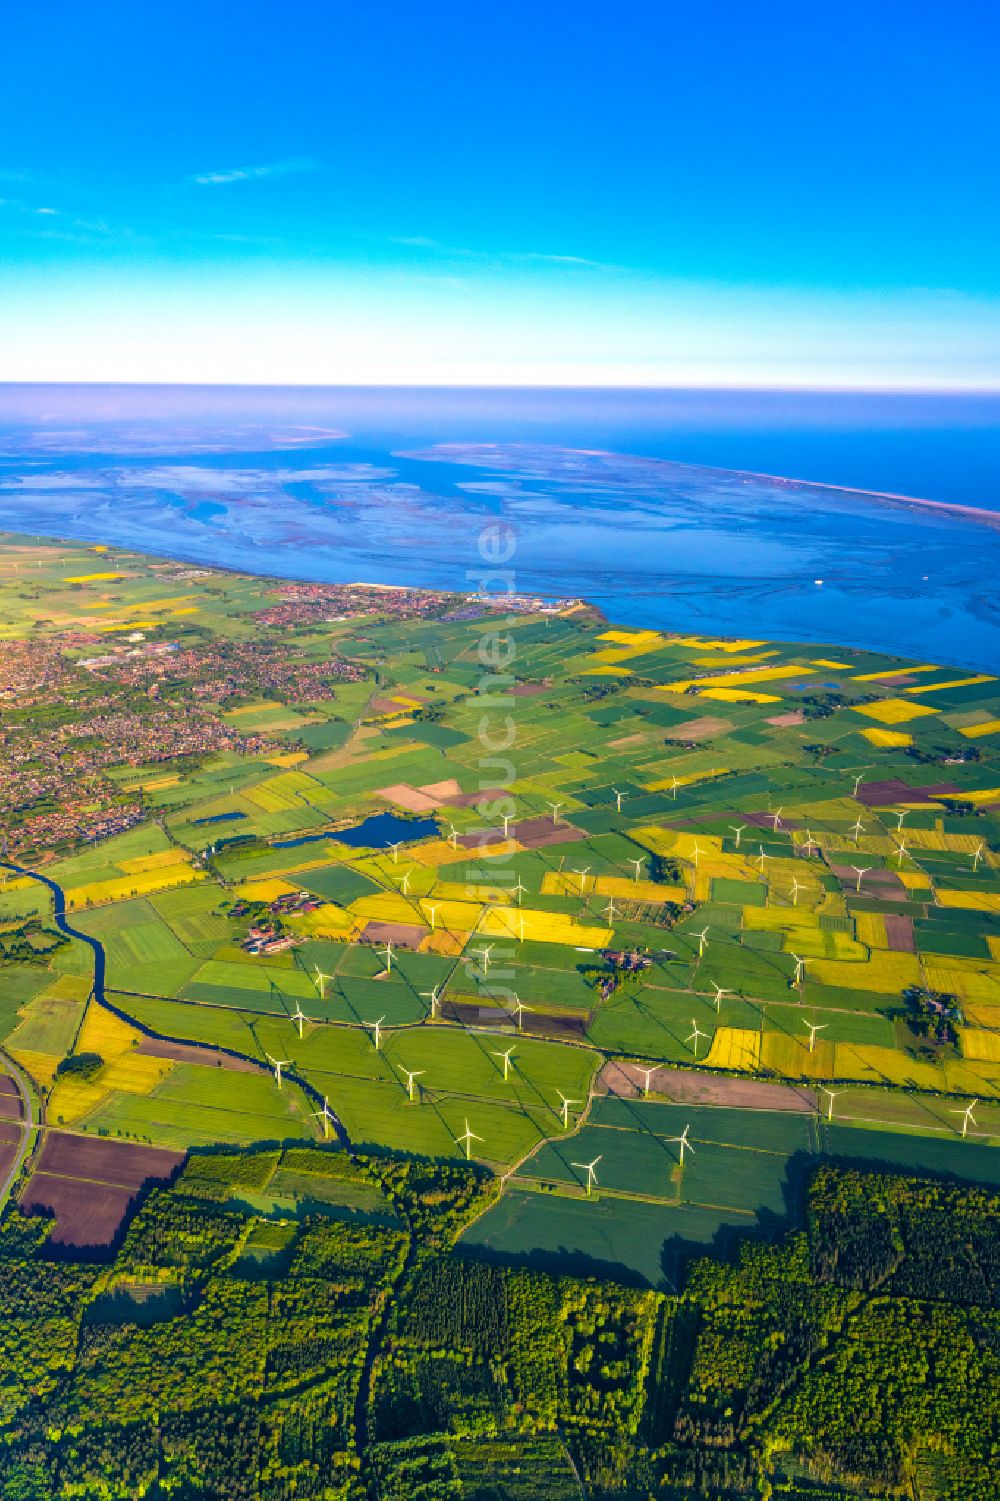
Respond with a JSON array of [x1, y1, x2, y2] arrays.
[[3, 529, 1000, 1274]]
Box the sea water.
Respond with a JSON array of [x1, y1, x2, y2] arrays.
[[1, 383, 998, 668]]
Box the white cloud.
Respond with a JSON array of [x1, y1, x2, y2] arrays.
[[386, 234, 619, 272], [191, 158, 322, 186]]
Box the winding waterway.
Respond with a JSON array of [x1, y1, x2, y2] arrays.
[[0, 860, 351, 1149]]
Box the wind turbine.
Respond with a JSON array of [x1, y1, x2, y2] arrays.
[[729, 824, 747, 848], [691, 841, 703, 869], [556, 1090, 579, 1129], [770, 807, 783, 831], [476, 942, 495, 974], [789, 877, 805, 906], [629, 857, 644, 882], [365, 1016, 386, 1051], [638, 1064, 657, 1097], [455, 1118, 483, 1160], [400, 869, 413, 895], [420, 985, 441, 1018], [801, 830, 819, 855], [951, 1098, 978, 1139], [850, 817, 865, 844], [312, 1097, 337, 1138], [686, 1019, 709, 1057], [387, 840, 402, 864], [669, 775, 681, 799], [851, 866, 871, 893], [894, 839, 908, 867], [492, 1046, 516, 1081], [893, 809, 907, 831], [290, 1003, 310, 1040], [756, 846, 768, 871], [401, 1067, 425, 1102], [852, 771, 866, 796], [973, 841, 985, 871], [517, 914, 528, 942], [612, 787, 624, 812], [447, 824, 460, 849], [502, 813, 514, 838], [572, 1155, 602, 1195], [819, 1085, 843, 1122], [511, 997, 531, 1030], [427, 903, 439, 930], [669, 1123, 695, 1165], [695, 925, 710, 958], [313, 967, 331, 999], [512, 878, 527, 903], [804, 1019, 827, 1053], [382, 941, 394, 973], [710, 983, 732, 1013], [574, 866, 591, 891], [265, 1053, 291, 1089], [791, 953, 806, 986], [604, 898, 617, 922], [547, 800, 563, 824]]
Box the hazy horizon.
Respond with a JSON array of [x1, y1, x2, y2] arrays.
[[3, 3, 998, 388]]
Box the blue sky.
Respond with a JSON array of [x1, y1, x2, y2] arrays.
[[1, 1, 998, 387]]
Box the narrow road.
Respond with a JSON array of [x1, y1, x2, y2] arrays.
[[0, 1047, 38, 1208]]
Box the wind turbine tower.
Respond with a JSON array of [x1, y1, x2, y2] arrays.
[[571, 1155, 602, 1196]]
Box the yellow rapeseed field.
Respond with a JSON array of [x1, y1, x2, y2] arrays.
[[8, 1048, 63, 1088], [351, 892, 428, 926], [959, 1029, 1000, 1063], [852, 698, 940, 725], [418, 897, 486, 931], [808, 951, 920, 991], [906, 675, 995, 694], [852, 664, 939, 681], [644, 769, 728, 792], [954, 787, 1000, 807], [964, 1001, 1000, 1027], [666, 664, 815, 690], [478, 906, 611, 948], [668, 635, 769, 653], [936, 890, 1000, 915], [861, 728, 913, 747], [76, 1004, 143, 1060], [597, 628, 663, 647], [292, 905, 359, 939], [922, 961, 1000, 1003], [698, 687, 782, 704], [760, 1032, 835, 1079], [64, 571, 126, 582], [902, 828, 988, 854], [100, 1053, 174, 1093], [705, 1027, 761, 1070], [118, 849, 194, 874], [235, 878, 300, 903], [49, 1076, 107, 1123], [67, 866, 202, 906], [960, 719, 1000, 739], [854, 911, 888, 948]]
